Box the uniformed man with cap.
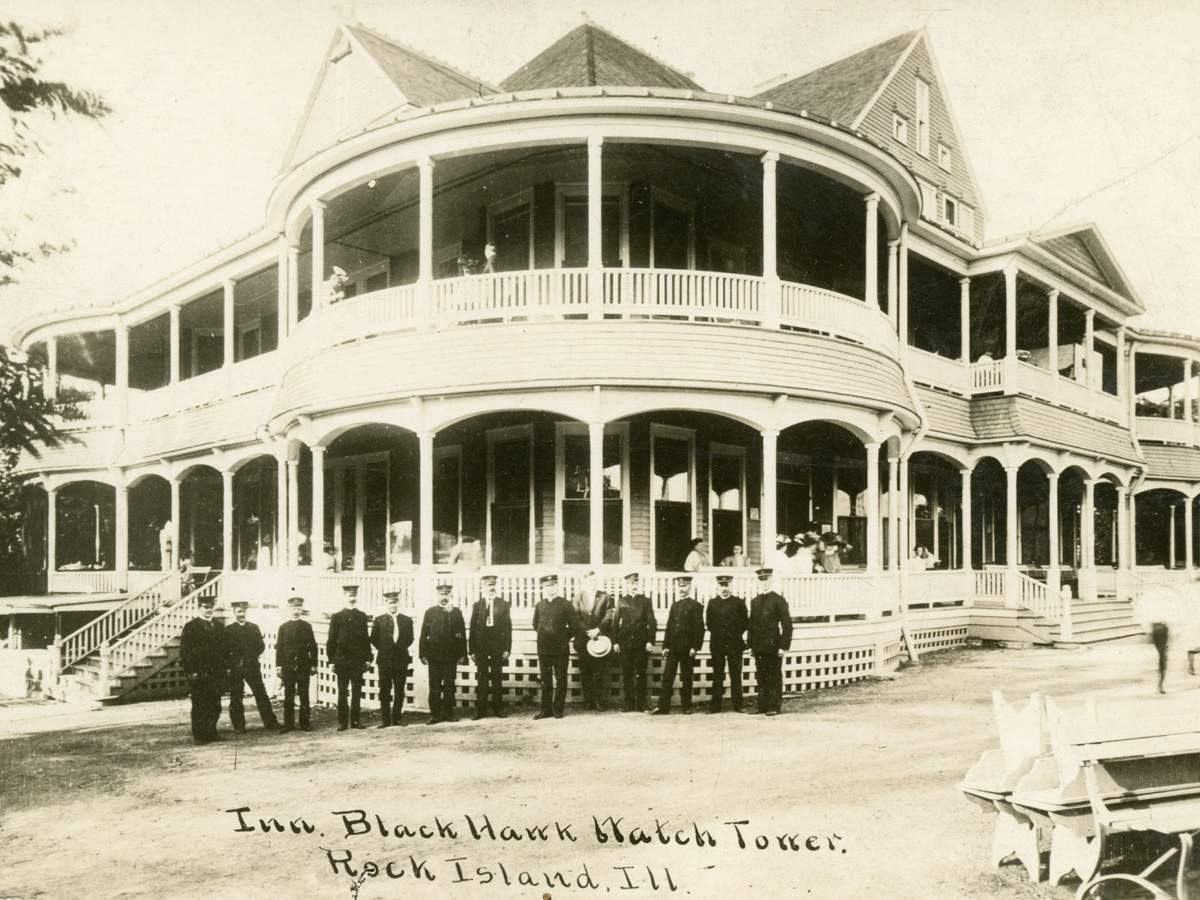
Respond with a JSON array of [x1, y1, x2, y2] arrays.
[[531, 573, 580, 719], [275, 596, 318, 732], [748, 567, 793, 716], [469, 573, 512, 719], [224, 600, 280, 733], [371, 591, 414, 727], [419, 577, 468, 724], [652, 574, 705, 715], [179, 594, 225, 743], [326, 584, 372, 730], [613, 572, 655, 712], [706, 573, 749, 713]]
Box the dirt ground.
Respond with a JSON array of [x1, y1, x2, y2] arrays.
[[0, 638, 1191, 900]]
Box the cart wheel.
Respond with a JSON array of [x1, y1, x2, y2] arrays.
[[1076, 874, 1173, 900]]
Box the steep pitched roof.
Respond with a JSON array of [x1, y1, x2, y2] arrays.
[[1030, 224, 1141, 305], [501, 23, 702, 92], [344, 24, 498, 106], [753, 30, 918, 124]]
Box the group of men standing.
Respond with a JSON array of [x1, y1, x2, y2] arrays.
[[178, 567, 794, 744]]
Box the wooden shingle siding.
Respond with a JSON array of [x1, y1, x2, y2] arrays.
[[858, 37, 983, 244], [120, 390, 275, 465], [969, 396, 1139, 463], [16, 429, 122, 474], [273, 322, 916, 423], [916, 386, 974, 439], [1141, 444, 1200, 481]]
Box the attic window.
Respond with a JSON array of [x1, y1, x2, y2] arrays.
[[943, 196, 957, 228], [938, 143, 952, 171], [892, 113, 908, 145], [915, 78, 930, 157]]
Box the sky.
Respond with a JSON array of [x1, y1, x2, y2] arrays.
[[1, 0, 1199, 333]]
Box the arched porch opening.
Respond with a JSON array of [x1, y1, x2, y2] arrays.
[[1135, 487, 1189, 568], [969, 457, 1007, 569], [8, 483, 48, 594], [1093, 478, 1121, 569], [909, 452, 964, 569], [128, 474, 170, 571], [1017, 460, 1051, 568], [231, 456, 279, 570], [178, 466, 222, 570], [55, 480, 115, 572]]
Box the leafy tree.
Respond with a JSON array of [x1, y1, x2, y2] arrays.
[[0, 22, 108, 592]]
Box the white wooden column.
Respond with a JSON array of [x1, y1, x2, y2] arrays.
[[897, 223, 909, 354], [888, 456, 900, 571], [865, 442, 880, 573], [761, 430, 778, 566], [864, 193, 880, 306], [1004, 265, 1018, 395], [1183, 359, 1194, 428], [1170, 503, 1178, 569], [1005, 464, 1019, 607], [169, 477, 180, 569], [114, 474, 128, 590], [1130, 491, 1139, 569], [168, 304, 181, 386], [886, 241, 899, 329], [286, 245, 299, 333], [1082, 477, 1096, 575], [332, 467, 344, 564], [589, 422, 605, 566], [46, 485, 57, 588], [1047, 470, 1060, 573], [222, 278, 235, 369], [418, 157, 435, 326], [587, 137, 604, 321], [311, 446, 325, 570], [1084, 309, 1095, 390], [46, 337, 59, 401], [276, 237, 289, 340], [287, 457, 300, 567], [960, 467, 973, 571], [897, 455, 910, 605], [276, 448, 288, 568], [1115, 485, 1129, 572], [114, 318, 129, 426], [959, 277, 971, 363], [419, 430, 434, 570], [761, 151, 780, 329], [310, 201, 326, 312], [353, 465, 366, 571], [1186, 496, 1195, 572], [1115, 327, 1126, 422], [1047, 288, 1059, 380], [1128, 347, 1138, 423], [221, 469, 233, 572]]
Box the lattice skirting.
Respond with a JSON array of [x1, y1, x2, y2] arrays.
[[908, 624, 968, 655]]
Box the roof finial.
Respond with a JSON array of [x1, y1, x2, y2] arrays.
[[580, 10, 592, 24]]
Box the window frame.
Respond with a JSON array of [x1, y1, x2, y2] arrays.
[[486, 188, 536, 271], [485, 423, 535, 566], [938, 142, 953, 172], [648, 187, 697, 270], [649, 422, 697, 563], [707, 441, 747, 561], [553, 421, 631, 565], [915, 77, 931, 158], [892, 112, 909, 145], [553, 182, 630, 269]]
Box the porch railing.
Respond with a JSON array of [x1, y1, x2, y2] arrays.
[[58, 572, 179, 670], [906, 569, 975, 606], [434, 269, 590, 323], [973, 569, 1006, 598], [49, 570, 120, 594], [907, 348, 969, 394], [779, 281, 895, 355], [604, 269, 761, 320], [969, 360, 1005, 392], [1017, 571, 1061, 622], [1136, 415, 1196, 446]]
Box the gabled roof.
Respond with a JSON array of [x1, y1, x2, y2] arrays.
[[344, 24, 498, 106], [753, 30, 919, 125], [501, 23, 702, 92], [1030, 223, 1143, 308]]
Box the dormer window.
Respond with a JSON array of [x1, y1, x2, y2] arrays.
[[892, 113, 908, 145], [938, 143, 952, 172], [915, 78, 931, 157]]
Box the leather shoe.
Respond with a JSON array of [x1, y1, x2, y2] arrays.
[[683, 708, 693, 715], [351, 722, 366, 729], [533, 712, 550, 720], [494, 710, 507, 718], [337, 724, 348, 731], [650, 708, 668, 715], [766, 711, 778, 717], [300, 724, 313, 731], [425, 717, 441, 725], [377, 722, 391, 729], [553, 712, 564, 719], [472, 712, 486, 721], [278, 725, 294, 734]]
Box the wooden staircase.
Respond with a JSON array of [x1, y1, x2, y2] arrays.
[[1042, 594, 1144, 646], [58, 575, 224, 705]]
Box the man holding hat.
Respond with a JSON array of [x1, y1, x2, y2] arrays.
[[748, 568, 793, 716], [419, 578, 468, 724], [276, 596, 318, 732], [326, 584, 372, 731], [572, 572, 616, 711], [179, 594, 225, 743], [652, 575, 705, 715], [706, 573, 749, 713], [224, 600, 280, 733], [469, 574, 512, 720], [371, 591, 414, 727], [531, 573, 580, 719], [614, 572, 655, 712]]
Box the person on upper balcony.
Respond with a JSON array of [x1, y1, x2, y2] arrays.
[[324, 266, 348, 306], [481, 242, 496, 274]]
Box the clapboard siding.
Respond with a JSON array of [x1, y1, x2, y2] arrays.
[[916, 386, 974, 440], [274, 321, 914, 422], [120, 390, 275, 465], [858, 36, 982, 243]]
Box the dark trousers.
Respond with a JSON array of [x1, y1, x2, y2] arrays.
[[754, 652, 783, 713], [657, 651, 695, 712], [228, 664, 279, 731], [334, 665, 364, 726], [189, 674, 222, 742], [428, 658, 458, 721], [582, 655, 612, 709], [475, 653, 505, 714], [538, 653, 568, 716], [620, 648, 649, 710], [378, 662, 409, 723], [710, 646, 744, 711], [1152, 622, 1169, 692], [281, 667, 311, 729]]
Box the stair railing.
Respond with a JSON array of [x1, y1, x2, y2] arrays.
[[59, 571, 181, 671], [1016, 571, 1071, 639]]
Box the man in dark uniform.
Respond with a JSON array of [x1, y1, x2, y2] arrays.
[[653, 574, 705, 715], [224, 600, 280, 733], [613, 572, 655, 712], [707, 573, 749, 713], [531, 573, 579, 719], [748, 568, 793, 717], [326, 583, 371, 731], [275, 596, 317, 732], [371, 591, 414, 727], [419, 578, 467, 724], [469, 573, 511, 720], [179, 594, 225, 743]]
